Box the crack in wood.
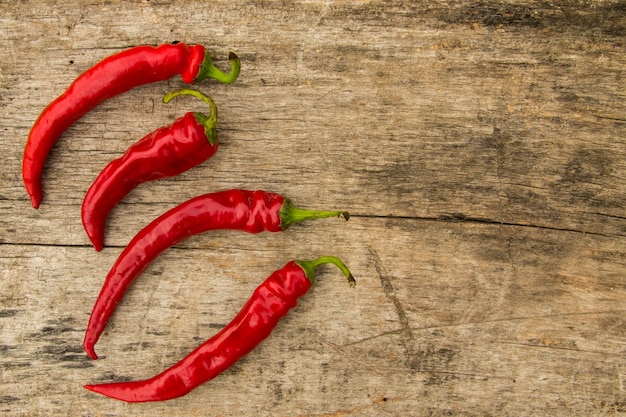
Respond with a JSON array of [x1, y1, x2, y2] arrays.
[[369, 248, 413, 339], [368, 247, 426, 375], [351, 214, 624, 238], [497, 341, 626, 357]]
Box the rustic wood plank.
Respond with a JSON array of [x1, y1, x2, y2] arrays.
[[0, 0, 624, 416], [1, 219, 625, 415]]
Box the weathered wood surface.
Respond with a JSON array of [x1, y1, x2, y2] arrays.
[[1, 1, 625, 416]]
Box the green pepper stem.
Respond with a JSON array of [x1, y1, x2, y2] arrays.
[[279, 198, 349, 230], [296, 256, 356, 287], [163, 89, 218, 145], [195, 52, 241, 84]]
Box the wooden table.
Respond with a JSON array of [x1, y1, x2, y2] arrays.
[[1, 1, 624, 416]]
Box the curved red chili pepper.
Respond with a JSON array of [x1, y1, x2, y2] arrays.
[[83, 190, 349, 360], [22, 43, 240, 209], [81, 89, 219, 251], [84, 256, 355, 402]]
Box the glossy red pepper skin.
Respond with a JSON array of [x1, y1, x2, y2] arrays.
[[83, 190, 348, 360], [82, 112, 217, 252], [84, 257, 355, 402], [22, 43, 239, 209]]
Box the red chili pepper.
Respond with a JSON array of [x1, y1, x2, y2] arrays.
[[85, 255, 354, 402], [83, 190, 349, 360], [81, 89, 219, 252], [22, 43, 240, 209]]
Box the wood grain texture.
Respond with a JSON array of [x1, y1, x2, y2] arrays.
[[1, 1, 624, 416]]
